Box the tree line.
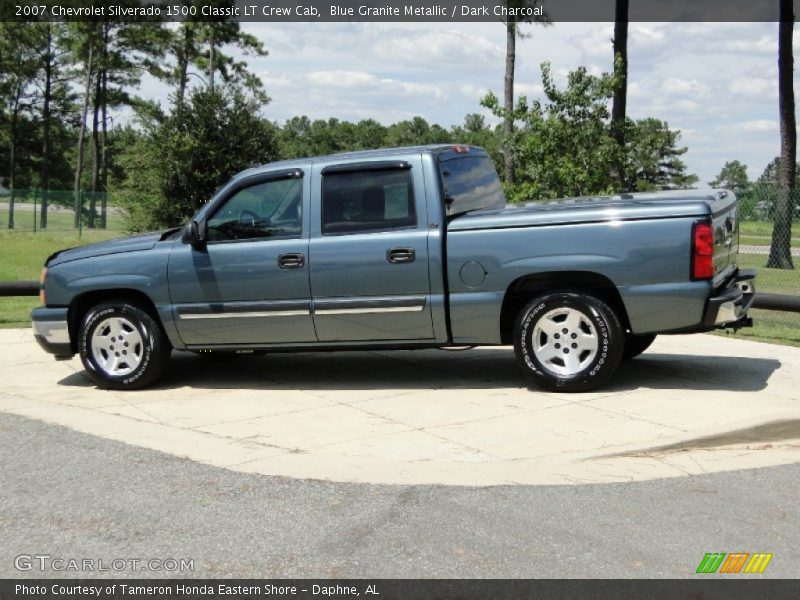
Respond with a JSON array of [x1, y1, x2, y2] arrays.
[[0, 17, 697, 226], [0, 4, 794, 268], [499, 0, 795, 269], [0, 16, 267, 229]]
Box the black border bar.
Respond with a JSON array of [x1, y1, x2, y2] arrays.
[[3, 579, 800, 600], [4, 0, 799, 23]]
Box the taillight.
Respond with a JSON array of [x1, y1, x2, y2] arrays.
[[692, 222, 714, 280]]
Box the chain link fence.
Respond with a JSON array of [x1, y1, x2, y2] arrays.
[[0, 189, 127, 236], [732, 185, 800, 344]]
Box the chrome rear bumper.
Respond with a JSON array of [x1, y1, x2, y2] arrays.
[[703, 268, 756, 329]]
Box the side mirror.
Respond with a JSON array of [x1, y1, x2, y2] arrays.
[[181, 220, 206, 250]]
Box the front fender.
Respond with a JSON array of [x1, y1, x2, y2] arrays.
[[44, 247, 172, 307]]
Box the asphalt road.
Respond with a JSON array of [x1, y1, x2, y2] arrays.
[[1, 412, 798, 579]]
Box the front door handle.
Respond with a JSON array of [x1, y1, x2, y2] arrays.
[[278, 253, 305, 269], [387, 247, 415, 264]]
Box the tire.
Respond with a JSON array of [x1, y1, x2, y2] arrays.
[[623, 334, 657, 360], [513, 292, 625, 392], [78, 301, 171, 390]]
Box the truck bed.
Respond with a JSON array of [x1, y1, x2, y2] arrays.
[[448, 189, 739, 289]]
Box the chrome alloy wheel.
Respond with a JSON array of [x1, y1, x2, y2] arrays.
[[90, 316, 144, 377], [531, 307, 599, 377]]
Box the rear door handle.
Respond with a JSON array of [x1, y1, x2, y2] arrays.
[[278, 253, 305, 269], [387, 247, 415, 264]]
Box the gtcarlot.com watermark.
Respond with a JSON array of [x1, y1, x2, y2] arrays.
[[14, 554, 194, 573]]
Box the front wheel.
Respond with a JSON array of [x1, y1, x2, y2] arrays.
[[513, 292, 625, 392], [79, 301, 171, 390]]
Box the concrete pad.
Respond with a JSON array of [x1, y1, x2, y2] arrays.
[[1, 328, 799, 486], [197, 403, 411, 448], [352, 387, 569, 429], [99, 391, 334, 429], [427, 403, 682, 460], [584, 389, 800, 431], [320, 429, 495, 462]]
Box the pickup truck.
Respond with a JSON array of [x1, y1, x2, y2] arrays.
[[32, 145, 755, 392]]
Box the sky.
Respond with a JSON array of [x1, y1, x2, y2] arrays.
[[135, 21, 792, 185]]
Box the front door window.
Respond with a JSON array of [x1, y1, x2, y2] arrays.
[[206, 177, 303, 242]]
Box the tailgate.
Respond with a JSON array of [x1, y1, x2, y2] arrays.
[[707, 190, 739, 286]]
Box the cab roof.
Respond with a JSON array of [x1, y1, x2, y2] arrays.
[[232, 145, 485, 181]]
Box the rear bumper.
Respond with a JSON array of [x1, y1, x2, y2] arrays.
[[31, 306, 74, 359], [701, 268, 756, 330]]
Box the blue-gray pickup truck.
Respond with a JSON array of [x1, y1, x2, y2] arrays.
[[32, 145, 755, 391]]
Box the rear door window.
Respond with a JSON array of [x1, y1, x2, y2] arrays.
[[322, 168, 417, 235]]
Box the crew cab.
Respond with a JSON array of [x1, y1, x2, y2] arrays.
[[32, 145, 755, 391]]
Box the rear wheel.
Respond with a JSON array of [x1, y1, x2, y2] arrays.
[[78, 301, 171, 390], [623, 334, 657, 360], [513, 292, 625, 392]]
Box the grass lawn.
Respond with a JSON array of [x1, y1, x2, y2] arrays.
[[738, 253, 800, 293], [739, 220, 800, 246], [0, 229, 125, 328], [713, 309, 800, 348], [725, 252, 800, 347], [740, 220, 800, 235], [739, 235, 800, 246], [0, 296, 39, 329]]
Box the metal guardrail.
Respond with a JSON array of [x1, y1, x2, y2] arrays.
[[0, 281, 38, 297], [0, 280, 798, 313], [753, 293, 800, 313]]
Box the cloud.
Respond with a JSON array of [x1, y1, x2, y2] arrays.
[[627, 76, 715, 120], [569, 26, 612, 59], [306, 70, 377, 88], [257, 69, 450, 124], [631, 24, 668, 47], [570, 24, 671, 65], [660, 77, 711, 97], [306, 70, 446, 101], [715, 35, 775, 55], [460, 83, 489, 101], [515, 82, 544, 99], [571, 23, 778, 69], [729, 77, 777, 99], [373, 29, 503, 70], [259, 71, 292, 89], [231, 21, 787, 183], [730, 119, 779, 133]]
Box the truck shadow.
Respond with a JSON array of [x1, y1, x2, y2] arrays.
[[607, 353, 779, 393], [58, 348, 779, 393], [605, 418, 800, 457]]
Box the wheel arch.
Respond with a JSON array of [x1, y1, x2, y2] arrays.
[[499, 271, 631, 344], [68, 288, 164, 353]]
